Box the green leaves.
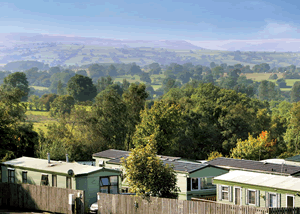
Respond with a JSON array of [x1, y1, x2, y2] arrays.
[[122, 137, 180, 199], [67, 74, 97, 102]]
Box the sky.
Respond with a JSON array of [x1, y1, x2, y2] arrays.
[[0, 0, 300, 42]]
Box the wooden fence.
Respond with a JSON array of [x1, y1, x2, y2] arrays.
[[97, 193, 269, 214], [0, 183, 84, 214]]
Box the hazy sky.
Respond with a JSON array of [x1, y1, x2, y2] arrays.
[[0, 0, 299, 41]]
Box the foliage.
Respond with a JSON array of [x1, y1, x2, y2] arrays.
[[133, 101, 184, 155], [2, 72, 30, 101], [121, 136, 180, 199], [67, 74, 97, 102], [97, 76, 113, 93], [207, 151, 223, 161], [122, 83, 149, 149], [40, 94, 59, 111], [0, 88, 38, 162], [28, 95, 41, 110], [284, 102, 300, 153], [50, 95, 75, 117], [291, 81, 300, 102], [230, 131, 276, 161]]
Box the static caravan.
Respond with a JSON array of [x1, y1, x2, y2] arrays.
[[0, 156, 122, 209]]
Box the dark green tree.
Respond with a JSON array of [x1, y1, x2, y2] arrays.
[[57, 80, 65, 95], [97, 76, 113, 93], [123, 83, 149, 149], [49, 66, 61, 75], [140, 72, 152, 83], [67, 74, 97, 102], [2, 72, 30, 101], [40, 94, 59, 111], [0, 88, 38, 161], [107, 64, 118, 77], [291, 81, 300, 103], [129, 63, 142, 76], [50, 95, 75, 117]]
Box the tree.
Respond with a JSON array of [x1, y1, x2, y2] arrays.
[[133, 101, 184, 156], [122, 79, 130, 91], [269, 74, 278, 80], [97, 76, 113, 93], [140, 72, 152, 83], [67, 74, 97, 102], [28, 95, 41, 110], [2, 72, 30, 101], [93, 88, 128, 150], [212, 66, 224, 79], [284, 102, 300, 153], [276, 78, 287, 88], [49, 66, 61, 75], [258, 80, 281, 101], [50, 95, 75, 117], [149, 63, 161, 75], [57, 80, 65, 95], [0, 88, 38, 161], [129, 63, 142, 76], [40, 94, 59, 111], [207, 151, 223, 161], [291, 81, 300, 102], [88, 64, 105, 80], [230, 131, 276, 161], [123, 83, 149, 149], [121, 136, 180, 199], [162, 78, 180, 94], [107, 64, 118, 77]]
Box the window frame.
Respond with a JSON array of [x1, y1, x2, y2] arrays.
[[41, 174, 49, 186], [234, 186, 242, 205], [191, 177, 200, 191], [286, 194, 295, 208], [8, 168, 15, 183], [200, 176, 215, 190], [269, 192, 277, 208], [247, 189, 257, 206], [221, 185, 229, 201], [22, 171, 28, 184], [52, 175, 57, 187], [99, 176, 119, 194]]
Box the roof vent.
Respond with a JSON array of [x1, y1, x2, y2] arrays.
[[68, 169, 74, 176], [47, 153, 50, 164]]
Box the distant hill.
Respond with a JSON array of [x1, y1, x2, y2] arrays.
[[0, 33, 204, 50], [188, 39, 300, 52], [1, 33, 300, 68]]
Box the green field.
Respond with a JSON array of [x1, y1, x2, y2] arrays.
[[242, 73, 300, 91], [31, 86, 49, 91], [25, 110, 57, 133]]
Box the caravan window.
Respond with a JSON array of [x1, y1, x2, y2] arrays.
[[22, 171, 27, 183], [100, 176, 119, 194], [41, 174, 49, 186], [248, 190, 256, 205], [8, 169, 15, 183]]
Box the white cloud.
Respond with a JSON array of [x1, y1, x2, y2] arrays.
[[257, 21, 299, 38]]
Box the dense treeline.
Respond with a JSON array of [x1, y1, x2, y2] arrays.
[[2, 61, 300, 162]]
